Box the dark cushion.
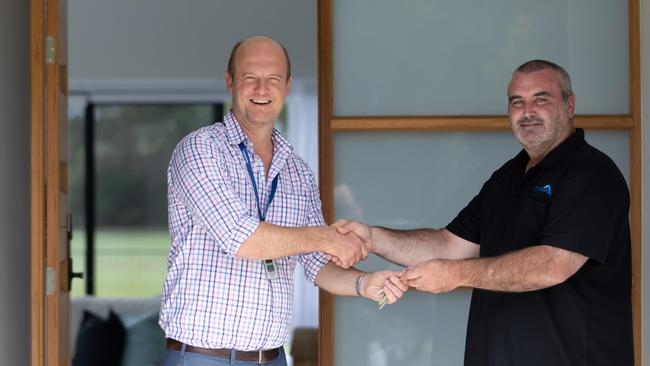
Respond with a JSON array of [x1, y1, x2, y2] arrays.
[[72, 309, 126, 366]]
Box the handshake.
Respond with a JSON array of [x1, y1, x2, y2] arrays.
[[325, 219, 375, 268], [320, 219, 432, 308]]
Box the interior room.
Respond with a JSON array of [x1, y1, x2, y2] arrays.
[[66, 1, 320, 365]]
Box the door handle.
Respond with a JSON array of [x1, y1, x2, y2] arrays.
[[66, 213, 83, 290], [68, 257, 83, 290]]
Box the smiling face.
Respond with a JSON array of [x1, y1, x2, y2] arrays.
[[507, 68, 575, 160], [225, 37, 291, 131]]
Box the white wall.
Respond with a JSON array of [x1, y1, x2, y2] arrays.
[[68, 0, 317, 94], [642, 0, 649, 364], [0, 0, 31, 365]]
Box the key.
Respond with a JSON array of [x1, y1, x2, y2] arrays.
[[378, 292, 389, 310]]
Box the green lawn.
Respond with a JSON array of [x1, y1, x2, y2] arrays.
[[70, 228, 171, 297]]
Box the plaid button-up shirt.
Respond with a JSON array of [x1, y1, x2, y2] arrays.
[[159, 112, 328, 351]]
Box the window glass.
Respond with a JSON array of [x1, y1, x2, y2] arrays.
[[332, 130, 629, 364], [333, 0, 628, 116], [69, 103, 217, 297]]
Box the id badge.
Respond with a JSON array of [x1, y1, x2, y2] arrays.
[[264, 259, 279, 281]]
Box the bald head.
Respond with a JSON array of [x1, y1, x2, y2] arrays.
[[227, 36, 291, 80]]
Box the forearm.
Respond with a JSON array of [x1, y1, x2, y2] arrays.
[[236, 222, 331, 260], [453, 245, 586, 292], [314, 262, 362, 296], [372, 227, 475, 266]]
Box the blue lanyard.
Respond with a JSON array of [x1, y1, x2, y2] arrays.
[[238, 142, 278, 221]]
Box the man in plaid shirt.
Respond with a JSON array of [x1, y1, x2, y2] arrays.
[[159, 36, 406, 366]]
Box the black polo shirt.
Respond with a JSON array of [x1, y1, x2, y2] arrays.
[[447, 129, 633, 366]]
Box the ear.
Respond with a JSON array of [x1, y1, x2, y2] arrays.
[[224, 71, 233, 95], [566, 94, 576, 120], [286, 75, 292, 95]]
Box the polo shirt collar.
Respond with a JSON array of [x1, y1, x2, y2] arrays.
[[538, 128, 585, 169], [506, 128, 585, 177], [506, 150, 529, 178]]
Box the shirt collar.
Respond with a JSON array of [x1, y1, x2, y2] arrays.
[[538, 128, 585, 169], [224, 111, 249, 146], [222, 110, 293, 156], [506, 149, 529, 178], [506, 128, 585, 177]]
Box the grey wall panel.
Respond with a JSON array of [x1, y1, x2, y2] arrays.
[[0, 0, 31, 364]]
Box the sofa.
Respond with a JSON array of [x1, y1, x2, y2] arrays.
[[70, 295, 317, 366], [70, 295, 164, 366]]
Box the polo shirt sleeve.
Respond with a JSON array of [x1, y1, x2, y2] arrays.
[[539, 162, 629, 265], [169, 133, 259, 255], [446, 174, 496, 245], [295, 166, 329, 283]]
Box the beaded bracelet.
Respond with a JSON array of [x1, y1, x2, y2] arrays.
[[355, 273, 366, 296]]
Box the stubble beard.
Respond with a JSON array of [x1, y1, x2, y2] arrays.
[[244, 109, 280, 128], [515, 115, 569, 158]]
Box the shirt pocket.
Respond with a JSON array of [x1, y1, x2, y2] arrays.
[[267, 192, 311, 227]]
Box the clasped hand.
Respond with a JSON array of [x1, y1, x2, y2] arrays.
[[400, 259, 461, 293], [325, 220, 370, 268], [360, 270, 408, 305]]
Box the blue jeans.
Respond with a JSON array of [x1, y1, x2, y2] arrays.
[[160, 345, 288, 366]]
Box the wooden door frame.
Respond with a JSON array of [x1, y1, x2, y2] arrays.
[[317, 1, 642, 365], [31, 0, 47, 363], [32, 0, 69, 364]]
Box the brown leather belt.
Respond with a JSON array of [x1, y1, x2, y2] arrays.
[[166, 338, 280, 363]]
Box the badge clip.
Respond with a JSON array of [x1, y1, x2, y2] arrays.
[[264, 259, 279, 281]]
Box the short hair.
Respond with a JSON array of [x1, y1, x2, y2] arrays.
[[227, 39, 292, 79], [513, 59, 573, 101]]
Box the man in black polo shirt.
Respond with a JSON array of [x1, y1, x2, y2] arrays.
[[338, 59, 633, 365]]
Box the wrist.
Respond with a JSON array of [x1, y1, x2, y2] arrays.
[[368, 226, 383, 254], [449, 258, 471, 289], [315, 226, 335, 252]]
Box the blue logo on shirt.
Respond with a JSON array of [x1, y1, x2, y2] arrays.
[[534, 184, 552, 197]]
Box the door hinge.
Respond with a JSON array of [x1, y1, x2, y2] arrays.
[[45, 36, 55, 64], [46, 267, 55, 295]]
